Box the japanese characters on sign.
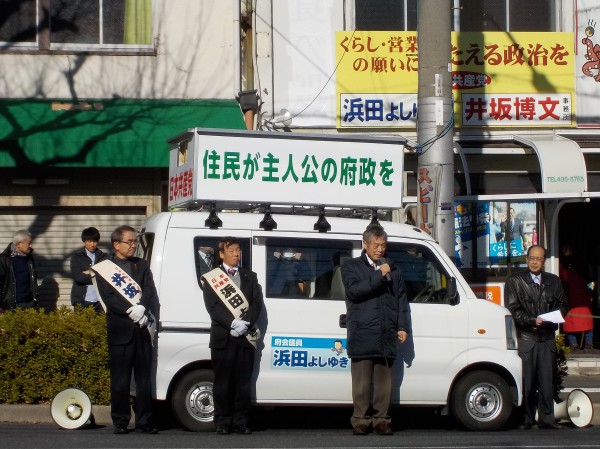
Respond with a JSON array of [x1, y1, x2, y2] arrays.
[[168, 130, 404, 209], [271, 336, 349, 371], [335, 31, 575, 128]]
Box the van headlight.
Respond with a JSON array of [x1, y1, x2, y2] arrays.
[[505, 315, 517, 350]]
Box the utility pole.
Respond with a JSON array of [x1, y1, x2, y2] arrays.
[[416, 0, 455, 257]]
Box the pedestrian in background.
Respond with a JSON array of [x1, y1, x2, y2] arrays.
[[341, 223, 411, 436], [70, 227, 107, 313], [0, 230, 39, 311]]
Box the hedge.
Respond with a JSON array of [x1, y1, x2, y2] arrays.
[[0, 306, 110, 405]]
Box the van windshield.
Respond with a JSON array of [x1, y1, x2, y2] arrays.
[[386, 243, 457, 305]]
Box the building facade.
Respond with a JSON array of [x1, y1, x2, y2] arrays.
[[1, 0, 599, 310]]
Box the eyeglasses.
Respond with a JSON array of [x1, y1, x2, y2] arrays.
[[527, 256, 545, 262], [119, 240, 137, 247]]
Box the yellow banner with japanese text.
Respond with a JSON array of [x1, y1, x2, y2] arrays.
[[335, 31, 575, 128]]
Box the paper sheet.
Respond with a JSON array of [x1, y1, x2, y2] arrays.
[[537, 310, 565, 324]]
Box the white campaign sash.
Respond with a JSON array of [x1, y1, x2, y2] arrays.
[[202, 267, 260, 348], [91, 259, 157, 346]]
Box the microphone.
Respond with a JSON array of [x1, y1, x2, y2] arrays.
[[380, 257, 392, 282]]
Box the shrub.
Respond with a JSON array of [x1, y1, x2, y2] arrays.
[[0, 306, 110, 405], [553, 333, 569, 402]]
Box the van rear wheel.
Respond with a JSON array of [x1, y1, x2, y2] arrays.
[[450, 371, 512, 431], [171, 369, 215, 432]]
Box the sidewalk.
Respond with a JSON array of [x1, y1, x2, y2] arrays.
[[1, 355, 599, 428]]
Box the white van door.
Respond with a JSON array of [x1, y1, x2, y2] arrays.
[[252, 234, 359, 403], [385, 241, 469, 404]]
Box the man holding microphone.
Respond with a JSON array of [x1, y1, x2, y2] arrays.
[[341, 224, 411, 436]]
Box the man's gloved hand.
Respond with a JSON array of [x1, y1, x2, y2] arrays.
[[231, 319, 250, 335], [138, 314, 149, 328], [230, 328, 241, 337], [127, 304, 146, 322]]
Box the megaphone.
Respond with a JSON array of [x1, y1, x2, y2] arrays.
[[554, 389, 594, 427], [50, 388, 95, 430]]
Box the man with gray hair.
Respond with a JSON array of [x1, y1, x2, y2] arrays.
[[341, 223, 411, 436], [0, 230, 39, 311]]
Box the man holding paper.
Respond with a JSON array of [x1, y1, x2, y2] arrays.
[[505, 245, 568, 430]]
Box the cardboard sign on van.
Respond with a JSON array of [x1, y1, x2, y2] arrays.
[[167, 128, 405, 209]]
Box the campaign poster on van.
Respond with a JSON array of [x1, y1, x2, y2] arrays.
[[271, 336, 349, 371]]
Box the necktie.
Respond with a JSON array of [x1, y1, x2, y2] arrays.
[[205, 256, 212, 269], [227, 268, 236, 277]]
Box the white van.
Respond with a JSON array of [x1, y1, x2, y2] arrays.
[[138, 211, 522, 431]]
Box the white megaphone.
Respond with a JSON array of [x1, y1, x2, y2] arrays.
[[50, 388, 95, 429], [554, 389, 594, 427]]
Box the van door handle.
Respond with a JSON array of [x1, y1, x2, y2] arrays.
[[339, 314, 347, 328]]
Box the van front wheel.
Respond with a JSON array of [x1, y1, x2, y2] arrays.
[[171, 369, 215, 432], [450, 371, 512, 431]]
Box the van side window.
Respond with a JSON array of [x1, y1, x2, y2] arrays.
[[193, 237, 251, 288], [137, 232, 155, 262], [265, 238, 353, 299], [386, 243, 457, 304]]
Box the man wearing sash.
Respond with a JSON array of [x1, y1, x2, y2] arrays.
[[93, 225, 159, 435], [202, 237, 263, 435]]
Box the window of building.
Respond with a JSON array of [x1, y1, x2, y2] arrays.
[[454, 201, 538, 282], [0, 0, 153, 52], [354, 0, 556, 32], [355, 0, 417, 31], [458, 0, 555, 32], [265, 237, 353, 300]]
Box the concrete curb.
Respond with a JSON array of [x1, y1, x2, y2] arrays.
[[0, 404, 112, 426]]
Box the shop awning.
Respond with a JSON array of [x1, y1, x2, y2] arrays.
[[452, 134, 588, 201], [513, 134, 587, 194], [0, 99, 246, 167]]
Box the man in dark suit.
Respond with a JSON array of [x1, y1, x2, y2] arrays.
[[501, 207, 525, 242], [94, 225, 159, 435], [202, 237, 263, 435], [505, 245, 568, 430], [70, 227, 107, 313]]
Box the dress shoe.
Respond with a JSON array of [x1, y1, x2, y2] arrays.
[[113, 426, 130, 435], [135, 426, 159, 434], [233, 424, 252, 434], [215, 425, 231, 435], [539, 422, 562, 430], [352, 424, 369, 435], [373, 422, 393, 435]]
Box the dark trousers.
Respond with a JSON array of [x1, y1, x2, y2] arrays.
[[211, 343, 254, 427], [83, 301, 104, 314], [519, 338, 556, 426], [108, 327, 153, 429], [350, 358, 393, 428]]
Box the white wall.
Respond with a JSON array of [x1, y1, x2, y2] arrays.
[[0, 1, 237, 100]]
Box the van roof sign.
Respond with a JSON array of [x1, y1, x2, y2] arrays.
[[167, 128, 405, 209]]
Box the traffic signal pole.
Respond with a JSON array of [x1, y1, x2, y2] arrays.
[[416, 0, 455, 257]]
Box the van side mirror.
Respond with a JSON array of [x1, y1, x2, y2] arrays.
[[447, 277, 458, 305]]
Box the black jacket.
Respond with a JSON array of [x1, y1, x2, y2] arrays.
[[94, 256, 160, 345], [505, 269, 568, 341], [0, 243, 38, 310], [202, 266, 263, 349], [341, 251, 411, 360], [70, 248, 108, 306]]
